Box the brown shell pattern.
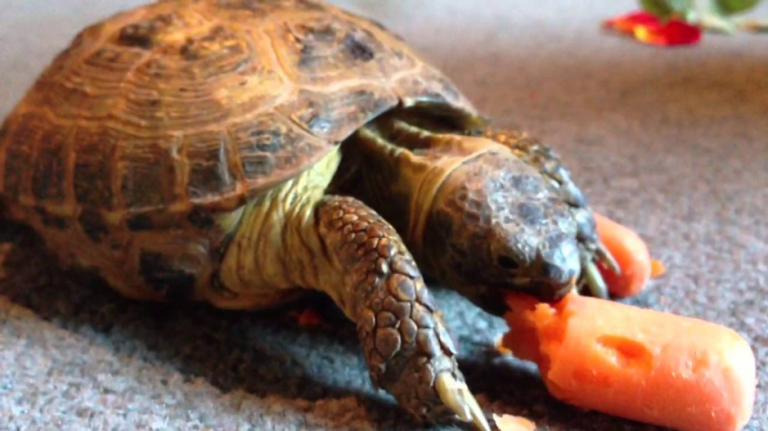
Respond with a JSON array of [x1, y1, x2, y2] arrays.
[[0, 0, 475, 226]]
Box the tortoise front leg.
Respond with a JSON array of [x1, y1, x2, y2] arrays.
[[315, 195, 489, 431], [485, 130, 621, 298]]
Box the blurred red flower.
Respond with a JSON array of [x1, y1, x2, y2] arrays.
[[604, 11, 702, 46]]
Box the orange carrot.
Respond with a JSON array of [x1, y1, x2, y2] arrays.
[[501, 293, 756, 431], [297, 308, 323, 327], [493, 413, 536, 431], [594, 212, 652, 297], [651, 259, 667, 278]]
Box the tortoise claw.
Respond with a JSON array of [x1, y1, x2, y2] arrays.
[[581, 250, 609, 299], [436, 373, 490, 431], [596, 241, 621, 275]]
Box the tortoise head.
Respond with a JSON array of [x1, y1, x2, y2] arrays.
[[422, 151, 580, 314]]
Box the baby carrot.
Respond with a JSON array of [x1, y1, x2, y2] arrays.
[[594, 212, 652, 297], [502, 292, 756, 431]]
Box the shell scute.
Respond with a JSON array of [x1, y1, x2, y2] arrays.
[[184, 130, 237, 201], [2, 113, 43, 201], [228, 112, 326, 184], [117, 14, 176, 49], [118, 133, 183, 210], [78, 208, 110, 242], [32, 126, 72, 204], [73, 127, 118, 210], [270, 14, 406, 86], [277, 85, 398, 141], [0, 0, 476, 222]]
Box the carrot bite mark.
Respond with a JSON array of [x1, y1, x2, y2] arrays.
[[502, 292, 756, 431]]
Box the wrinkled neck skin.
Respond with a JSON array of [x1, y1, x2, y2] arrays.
[[337, 116, 517, 312], [339, 109, 581, 314], [340, 125, 497, 257], [215, 148, 348, 309]]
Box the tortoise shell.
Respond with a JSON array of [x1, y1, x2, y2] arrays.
[[0, 0, 475, 229]]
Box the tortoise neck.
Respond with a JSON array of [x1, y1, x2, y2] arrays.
[[338, 111, 503, 267], [214, 149, 342, 306]]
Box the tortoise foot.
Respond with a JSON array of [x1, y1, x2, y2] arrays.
[[316, 196, 489, 431]]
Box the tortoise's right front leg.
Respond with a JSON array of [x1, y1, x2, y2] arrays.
[[315, 195, 489, 431]]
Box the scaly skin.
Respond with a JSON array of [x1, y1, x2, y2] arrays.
[[484, 130, 593, 239], [336, 108, 618, 308], [0, 0, 612, 428], [484, 130, 620, 297], [214, 150, 488, 430], [315, 196, 484, 425]]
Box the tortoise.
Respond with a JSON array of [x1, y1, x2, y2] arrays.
[[0, 1, 620, 430]]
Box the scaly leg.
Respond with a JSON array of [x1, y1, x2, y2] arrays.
[[315, 195, 488, 431], [485, 130, 620, 297]]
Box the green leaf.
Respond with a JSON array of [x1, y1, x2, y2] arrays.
[[641, 0, 697, 18], [713, 0, 761, 15], [669, 0, 698, 13], [641, 0, 675, 17]]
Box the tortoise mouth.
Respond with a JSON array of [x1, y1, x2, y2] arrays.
[[471, 278, 573, 316], [522, 279, 574, 302], [466, 261, 575, 299], [452, 264, 575, 316]]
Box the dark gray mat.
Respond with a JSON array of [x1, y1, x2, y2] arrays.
[[1, 1, 765, 430]]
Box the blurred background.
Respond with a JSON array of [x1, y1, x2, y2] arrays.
[[0, 1, 766, 430]]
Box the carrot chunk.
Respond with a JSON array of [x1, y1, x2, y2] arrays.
[[651, 259, 667, 278], [502, 293, 756, 431], [493, 413, 536, 431], [594, 212, 652, 297], [297, 308, 323, 327]]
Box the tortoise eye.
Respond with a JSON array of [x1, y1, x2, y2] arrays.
[[498, 255, 520, 270]]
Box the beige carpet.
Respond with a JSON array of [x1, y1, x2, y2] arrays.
[[1, 1, 766, 430]]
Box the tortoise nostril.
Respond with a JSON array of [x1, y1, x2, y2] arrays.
[[497, 255, 520, 270]]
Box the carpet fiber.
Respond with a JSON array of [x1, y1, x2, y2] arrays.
[[1, 1, 766, 430]]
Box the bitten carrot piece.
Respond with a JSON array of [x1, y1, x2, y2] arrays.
[[502, 293, 756, 431], [493, 413, 536, 431], [594, 212, 652, 297], [651, 259, 667, 278]]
